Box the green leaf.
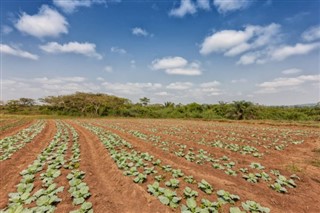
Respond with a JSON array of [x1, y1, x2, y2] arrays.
[[158, 196, 170, 205], [81, 202, 93, 210], [73, 197, 85, 205], [229, 207, 244, 213], [186, 197, 197, 209]]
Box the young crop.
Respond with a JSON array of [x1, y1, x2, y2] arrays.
[[242, 200, 270, 213], [133, 173, 147, 183], [184, 176, 196, 184], [216, 190, 240, 204], [172, 169, 184, 178], [158, 189, 182, 208], [183, 187, 198, 198], [165, 179, 180, 188], [242, 173, 260, 183], [198, 179, 213, 195]]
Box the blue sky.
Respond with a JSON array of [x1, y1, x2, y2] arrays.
[[1, 0, 319, 105]]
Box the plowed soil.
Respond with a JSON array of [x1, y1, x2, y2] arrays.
[[1, 119, 319, 213]]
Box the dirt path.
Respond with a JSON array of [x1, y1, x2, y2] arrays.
[[68, 121, 171, 213], [0, 120, 56, 208]]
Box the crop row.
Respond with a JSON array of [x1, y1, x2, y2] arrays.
[[0, 121, 93, 213], [0, 120, 46, 161], [93, 122, 299, 195], [79, 122, 270, 213]]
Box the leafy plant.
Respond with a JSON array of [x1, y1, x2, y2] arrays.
[[216, 190, 240, 204], [165, 179, 180, 188], [198, 179, 213, 195], [242, 200, 270, 213], [183, 187, 198, 198]]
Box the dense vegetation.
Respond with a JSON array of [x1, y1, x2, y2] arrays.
[[1, 92, 319, 121]]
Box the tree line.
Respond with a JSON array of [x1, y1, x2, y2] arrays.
[[1, 92, 319, 121]]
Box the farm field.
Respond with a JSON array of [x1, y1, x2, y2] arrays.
[[0, 119, 319, 213]]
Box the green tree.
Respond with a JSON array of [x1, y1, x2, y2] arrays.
[[226, 101, 257, 120], [139, 97, 150, 106]]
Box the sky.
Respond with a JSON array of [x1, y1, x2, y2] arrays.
[[1, 0, 319, 105]]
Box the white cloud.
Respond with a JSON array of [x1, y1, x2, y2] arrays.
[[165, 68, 202, 76], [271, 42, 320, 61], [169, 0, 197, 17], [15, 5, 68, 38], [53, 0, 106, 13], [151, 56, 202, 76], [231, 78, 247, 83], [151, 56, 188, 70], [302, 25, 320, 42], [96, 77, 105, 81], [1, 25, 13, 35], [200, 81, 221, 87], [0, 44, 38, 60], [256, 74, 320, 93], [104, 66, 113, 72], [102, 82, 162, 95], [166, 82, 193, 90], [213, 0, 251, 13], [281, 68, 302, 75], [110, 46, 127, 54], [197, 0, 210, 10], [200, 23, 280, 56], [132, 27, 149, 37], [155, 91, 172, 96], [39, 41, 102, 59]]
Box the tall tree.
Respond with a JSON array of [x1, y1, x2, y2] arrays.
[[139, 97, 150, 106]]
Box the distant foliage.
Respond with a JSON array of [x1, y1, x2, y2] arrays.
[[1, 92, 319, 121]]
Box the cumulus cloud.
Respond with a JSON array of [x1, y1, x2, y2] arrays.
[[151, 57, 188, 70], [151, 56, 202, 76], [39, 41, 102, 59], [256, 74, 320, 94], [1, 44, 38, 60], [53, 0, 106, 13], [15, 5, 68, 38], [197, 0, 210, 10], [200, 23, 280, 56], [281, 68, 302, 75], [270, 42, 320, 61], [166, 82, 193, 90], [110, 46, 127, 54], [169, 0, 211, 17], [302, 25, 320, 42], [102, 82, 162, 95], [213, 0, 251, 13], [132, 27, 149, 37], [169, 0, 197, 17]]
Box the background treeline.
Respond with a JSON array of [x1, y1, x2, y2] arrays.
[[1, 92, 319, 121]]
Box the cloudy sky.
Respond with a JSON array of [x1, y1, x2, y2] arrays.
[[1, 0, 319, 105]]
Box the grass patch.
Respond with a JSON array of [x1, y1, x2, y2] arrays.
[[286, 163, 303, 173], [311, 159, 320, 168]]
